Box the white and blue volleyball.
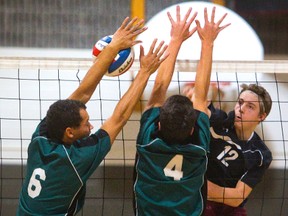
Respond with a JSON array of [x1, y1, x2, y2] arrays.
[[92, 35, 135, 77]]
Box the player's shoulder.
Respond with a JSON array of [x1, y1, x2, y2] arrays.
[[195, 109, 210, 128], [251, 132, 271, 151], [142, 107, 160, 117]]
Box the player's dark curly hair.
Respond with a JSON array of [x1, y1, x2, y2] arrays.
[[159, 95, 197, 144], [46, 99, 86, 142], [240, 84, 272, 116]]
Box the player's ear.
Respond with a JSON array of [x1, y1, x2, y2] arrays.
[[158, 122, 161, 130], [65, 127, 74, 139], [259, 112, 267, 122]]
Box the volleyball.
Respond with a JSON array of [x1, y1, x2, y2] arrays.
[[92, 35, 135, 77]]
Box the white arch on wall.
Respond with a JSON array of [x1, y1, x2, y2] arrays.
[[134, 1, 264, 61]]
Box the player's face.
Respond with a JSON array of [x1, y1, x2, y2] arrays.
[[234, 90, 264, 132], [72, 109, 93, 140]]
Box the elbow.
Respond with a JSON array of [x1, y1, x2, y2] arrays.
[[115, 112, 129, 129], [153, 82, 168, 94], [119, 116, 128, 127], [70, 92, 91, 104], [81, 94, 91, 103]]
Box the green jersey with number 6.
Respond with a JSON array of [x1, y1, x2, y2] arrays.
[[17, 119, 111, 215], [134, 107, 210, 216]]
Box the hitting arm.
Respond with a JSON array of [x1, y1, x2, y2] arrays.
[[192, 7, 230, 116], [145, 5, 197, 111], [68, 17, 147, 104]]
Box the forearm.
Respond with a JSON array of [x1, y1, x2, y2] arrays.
[[193, 41, 213, 105], [147, 39, 182, 108], [155, 39, 182, 87], [208, 180, 252, 207], [114, 70, 150, 121], [68, 44, 119, 103], [101, 70, 150, 143]]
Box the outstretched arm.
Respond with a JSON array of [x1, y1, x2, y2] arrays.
[[208, 180, 252, 207], [101, 40, 168, 144], [68, 17, 147, 104], [145, 5, 197, 111], [192, 7, 230, 116]]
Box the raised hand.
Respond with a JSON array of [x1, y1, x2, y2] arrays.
[[139, 39, 169, 75], [196, 7, 230, 44], [110, 17, 148, 50], [167, 5, 198, 42]]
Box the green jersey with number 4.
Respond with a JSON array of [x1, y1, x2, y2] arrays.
[[134, 107, 210, 216]]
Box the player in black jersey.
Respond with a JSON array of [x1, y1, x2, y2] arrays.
[[205, 83, 272, 216], [185, 83, 272, 215]]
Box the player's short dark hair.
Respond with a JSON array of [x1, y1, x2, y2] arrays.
[[46, 99, 86, 142], [240, 84, 272, 116], [159, 95, 197, 144]]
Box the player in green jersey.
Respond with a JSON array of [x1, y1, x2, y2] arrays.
[[17, 17, 168, 215], [134, 6, 230, 215]]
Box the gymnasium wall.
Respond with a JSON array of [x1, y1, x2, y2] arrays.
[[1, 0, 288, 56]]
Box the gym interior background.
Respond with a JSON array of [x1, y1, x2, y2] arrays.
[[0, 0, 288, 215]]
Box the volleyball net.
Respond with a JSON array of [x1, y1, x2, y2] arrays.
[[0, 57, 287, 215]]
